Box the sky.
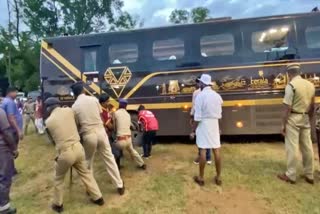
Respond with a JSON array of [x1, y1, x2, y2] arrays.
[[0, 0, 319, 28]]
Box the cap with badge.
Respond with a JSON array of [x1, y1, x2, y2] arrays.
[[286, 63, 301, 71]]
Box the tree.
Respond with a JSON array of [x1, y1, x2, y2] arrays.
[[169, 9, 190, 24], [23, 0, 141, 37], [169, 7, 211, 24], [0, 0, 142, 93], [191, 7, 210, 23]]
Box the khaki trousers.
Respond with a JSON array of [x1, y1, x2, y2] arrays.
[[24, 114, 36, 134], [54, 143, 102, 205], [82, 127, 123, 188], [116, 137, 144, 167], [285, 123, 314, 181]]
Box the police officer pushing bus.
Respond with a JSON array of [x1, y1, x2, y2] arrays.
[[45, 98, 104, 213]]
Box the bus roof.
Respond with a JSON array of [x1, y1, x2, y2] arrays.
[[44, 12, 319, 42]]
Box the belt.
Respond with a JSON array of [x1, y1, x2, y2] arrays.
[[57, 142, 79, 153], [117, 135, 131, 141], [291, 111, 308, 115]]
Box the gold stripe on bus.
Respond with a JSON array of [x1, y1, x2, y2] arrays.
[[41, 41, 101, 94], [124, 61, 320, 99], [42, 49, 120, 106], [42, 52, 95, 96], [127, 97, 320, 110]]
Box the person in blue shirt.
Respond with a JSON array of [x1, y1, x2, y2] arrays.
[[1, 87, 23, 142]]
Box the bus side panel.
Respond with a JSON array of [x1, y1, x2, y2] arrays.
[[153, 104, 283, 136]]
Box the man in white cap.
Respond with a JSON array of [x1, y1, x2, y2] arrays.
[[190, 76, 212, 165], [278, 63, 315, 184], [192, 74, 223, 186]]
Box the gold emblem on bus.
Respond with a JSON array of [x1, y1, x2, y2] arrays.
[[168, 80, 181, 94], [104, 66, 132, 98]]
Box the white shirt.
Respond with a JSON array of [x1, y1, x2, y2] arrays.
[[190, 88, 201, 116], [194, 87, 223, 122]]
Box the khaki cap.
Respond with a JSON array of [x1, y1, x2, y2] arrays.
[[286, 63, 301, 71]]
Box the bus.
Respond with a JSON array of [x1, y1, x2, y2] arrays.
[[40, 12, 320, 136]]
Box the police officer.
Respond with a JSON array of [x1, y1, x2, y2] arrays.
[[45, 98, 104, 213], [113, 99, 146, 169], [23, 97, 36, 135], [278, 63, 315, 184], [70, 82, 125, 195], [0, 108, 18, 214], [99, 94, 123, 169]]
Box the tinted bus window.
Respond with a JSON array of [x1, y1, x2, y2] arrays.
[[84, 49, 97, 71], [252, 26, 290, 53], [109, 43, 138, 64], [306, 26, 320, 49], [153, 38, 184, 61], [200, 34, 235, 57]]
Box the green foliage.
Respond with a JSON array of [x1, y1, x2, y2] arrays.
[[169, 9, 190, 24], [0, 0, 141, 93], [191, 7, 210, 23], [169, 7, 210, 24]]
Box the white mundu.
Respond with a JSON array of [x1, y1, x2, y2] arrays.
[[194, 87, 223, 149]]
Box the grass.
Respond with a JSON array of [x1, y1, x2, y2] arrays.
[[10, 133, 320, 214]]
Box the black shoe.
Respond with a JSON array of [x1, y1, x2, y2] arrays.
[[139, 164, 147, 170], [117, 186, 125, 196], [51, 204, 63, 213], [91, 197, 105, 206]]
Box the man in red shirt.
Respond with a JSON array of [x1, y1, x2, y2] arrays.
[[138, 105, 159, 158], [99, 94, 122, 169]]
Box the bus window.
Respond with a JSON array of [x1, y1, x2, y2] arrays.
[[84, 49, 97, 71], [306, 26, 320, 49], [252, 26, 290, 53], [153, 38, 184, 61], [200, 34, 235, 57], [109, 43, 138, 64]]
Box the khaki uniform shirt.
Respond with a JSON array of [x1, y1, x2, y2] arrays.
[[283, 75, 315, 128], [72, 94, 103, 134], [24, 102, 35, 114], [46, 107, 80, 151], [113, 108, 131, 136]]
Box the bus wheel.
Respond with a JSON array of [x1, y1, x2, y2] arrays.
[[130, 118, 143, 147]]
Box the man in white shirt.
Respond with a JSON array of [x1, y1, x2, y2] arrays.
[[190, 76, 212, 165], [193, 74, 223, 186]]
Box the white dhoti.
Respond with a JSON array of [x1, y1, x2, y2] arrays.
[[196, 118, 220, 149]]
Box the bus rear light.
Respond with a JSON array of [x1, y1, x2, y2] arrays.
[[236, 121, 244, 128]]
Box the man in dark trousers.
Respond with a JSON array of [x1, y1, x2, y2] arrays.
[[138, 105, 159, 158], [0, 107, 18, 214], [1, 87, 23, 142]]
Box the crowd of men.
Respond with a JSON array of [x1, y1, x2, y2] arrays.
[[0, 62, 320, 213], [0, 82, 159, 213]]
